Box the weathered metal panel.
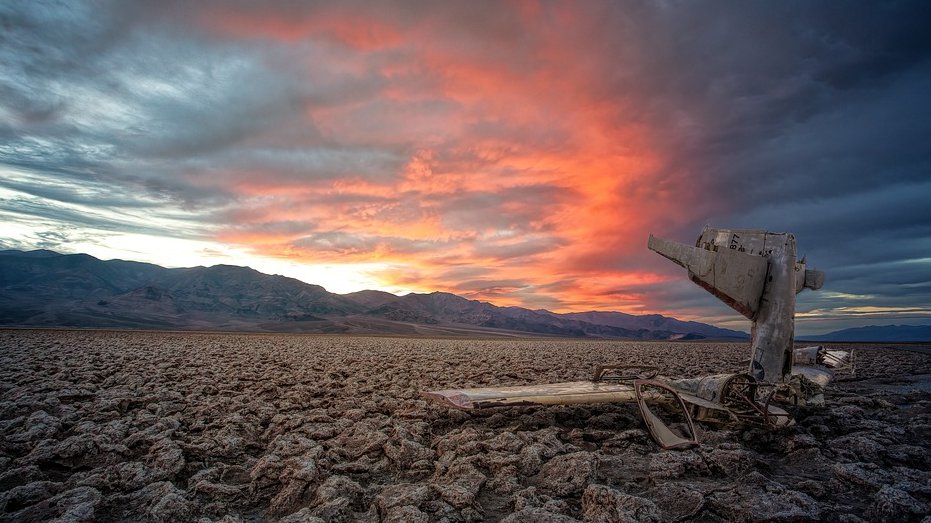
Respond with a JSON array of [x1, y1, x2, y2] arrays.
[[790, 365, 834, 387], [748, 231, 797, 382], [823, 349, 852, 369], [635, 380, 699, 449], [804, 269, 825, 291], [667, 374, 736, 403], [421, 381, 639, 410], [647, 235, 768, 319], [793, 346, 822, 365]]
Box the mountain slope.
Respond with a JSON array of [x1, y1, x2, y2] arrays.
[[559, 311, 748, 339], [0, 249, 62, 258], [0, 252, 364, 329], [345, 291, 719, 339], [342, 289, 400, 309], [800, 324, 931, 342], [1, 249, 744, 338], [0, 252, 169, 305]]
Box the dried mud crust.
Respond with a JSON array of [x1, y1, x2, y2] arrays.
[[0, 330, 928, 522]]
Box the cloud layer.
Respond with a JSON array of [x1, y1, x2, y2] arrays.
[[2, 1, 929, 334]]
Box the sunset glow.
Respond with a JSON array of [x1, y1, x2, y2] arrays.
[[195, 3, 694, 313]]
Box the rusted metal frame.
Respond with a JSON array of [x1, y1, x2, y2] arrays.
[[721, 374, 768, 424], [719, 374, 794, 427], [728, 379, 796, 428], [762, 385, 798, 427], [592, 365, 659, 382], [689, 405, 740, 425]]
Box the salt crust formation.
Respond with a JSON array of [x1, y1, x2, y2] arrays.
[[0, 330, 928, 521]]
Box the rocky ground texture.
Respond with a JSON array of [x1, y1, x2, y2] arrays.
[[0, 330, 929, 522]]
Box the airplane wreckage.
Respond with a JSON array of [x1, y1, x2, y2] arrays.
[[423, 227, 854, 449]]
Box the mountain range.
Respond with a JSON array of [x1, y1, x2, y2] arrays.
[[0, 249, 750, 339], [4, 249, 926, 341], [799, 324, 931, 343]]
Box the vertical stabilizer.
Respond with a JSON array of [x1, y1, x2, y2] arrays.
[[648, 234, 767, 320], [649, 227, 819, 383]]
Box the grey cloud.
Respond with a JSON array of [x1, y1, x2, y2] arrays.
[[226, 220, 316, 237], [201, 146, 406, 185], [291, 231, 446, 256], [0, 168, 162, 209], [0, 196, 204, 240], [9, 226, 102, 252], [454, 279, 528, 293], [578, 2, 931, 208], [439, 184, 577, 234], [471, 235, 567, 261], [1, 1, 310, 199], [434, 265, 493, 282], [0, 1, 132, 120]]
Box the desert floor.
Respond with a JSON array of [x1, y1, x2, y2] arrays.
[[0, 330, 929, 522]]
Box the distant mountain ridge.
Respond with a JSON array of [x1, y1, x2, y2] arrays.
[[0, 249, 749, 339], [557, 311, 747, 340], [800, 324, 931, 342]]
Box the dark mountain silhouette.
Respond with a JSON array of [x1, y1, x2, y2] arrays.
[[0, 249, 749, 339], [342, 289, 400, 309], [356, 291, 689, 339], [0, 249, 61, 258], [799, 324, 931, 342], [557, 311, 747, 339]]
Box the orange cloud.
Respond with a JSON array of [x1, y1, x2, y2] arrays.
[[193, 3, 726, 314]]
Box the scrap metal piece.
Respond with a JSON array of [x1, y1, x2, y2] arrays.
[[647, 234, 767, 319], [792, 345, 853, 369], [779, 372, 829, 407], [421, 381, 640, 410], [792, 346, 822, 365], [715, 374, 792, 428], [592, 365, 659, 382], [802, 268, 825, 291], [789, 345, 854, 388], [635, 380, 699, 450], [790, 365, 834, 388], [669, 373, 742, 403], [823, 349, 853, 370]]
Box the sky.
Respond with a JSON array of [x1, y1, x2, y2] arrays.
[[1, 1, 930, 335]]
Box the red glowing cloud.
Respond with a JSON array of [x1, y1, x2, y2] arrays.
[[195, 2, 724, 313]]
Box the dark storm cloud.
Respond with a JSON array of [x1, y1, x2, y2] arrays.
[[0, 0, 308, 208], [575, 1, 931, 332]]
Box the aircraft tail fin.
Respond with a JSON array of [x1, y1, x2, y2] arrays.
[[648, 233, 768, 320]]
